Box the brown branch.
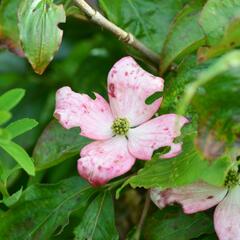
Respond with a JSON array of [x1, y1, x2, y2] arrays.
[[74, 0, 160, 67]]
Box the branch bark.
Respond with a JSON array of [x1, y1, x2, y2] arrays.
[[74, 0, 160, 67]]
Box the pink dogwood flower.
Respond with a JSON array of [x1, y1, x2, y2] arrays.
[[150, 168, 240, 240], [54, 56, 188, 186]]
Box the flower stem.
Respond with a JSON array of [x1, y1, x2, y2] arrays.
[[135, 190, 151, 240], [74, 0, 160, 68], [105, 176, 129, 191]]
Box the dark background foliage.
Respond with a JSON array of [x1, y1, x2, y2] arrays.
[[0, 0, 240, 239]]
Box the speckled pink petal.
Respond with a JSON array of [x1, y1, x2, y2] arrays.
[[214, 186, 240, 240], [150, 182, 227, 214], [77, 136, 136, 186], [128, 114, 188, 160], [161, 142, 182, 159], [107, 56, 164, 127], [54, 86, 114, 140]]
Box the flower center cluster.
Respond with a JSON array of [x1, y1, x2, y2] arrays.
[[112, 118, 130, 136], [224, 169, 240, 188]]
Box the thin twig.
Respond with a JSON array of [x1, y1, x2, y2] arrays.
[[74, 0, 160, 67], [135, 190, 151, 240], [70, 13, 88, 21]]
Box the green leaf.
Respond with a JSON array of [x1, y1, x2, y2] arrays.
[[122, 133, 208, 190], [99, 0, 190, 53], [144, 207, 213, 240], [0, 128, 12, 142], [18, 0, 66, 74], [159, 55, 209, 117], [0, 111, 11, 125], [198, 17, 240, 62], [160, 0, 206, 73], [2, 188, 23, 207], [0, 141, 35, 176], [0, 88, 25, 111], [0, 177, 96, 240], [0, 0, 23, 55], [161, 55, 209, 114], [33, 119, 91, 171], [6, 118, 38, 139], [117, 131, 230, 195], [201, 156, 231, 186], [74, 191, 119, 240], [199, 0, 240, 45], [0, 165, 20, 185], [145, 91, 163, 105], [178, 50, 240, 143]]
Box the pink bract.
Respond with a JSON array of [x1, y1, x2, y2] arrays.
[[54, 56, 188, 186], [151, 182, 240, 240]]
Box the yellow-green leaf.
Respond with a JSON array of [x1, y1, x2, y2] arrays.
[[18, 0, 66, 74]]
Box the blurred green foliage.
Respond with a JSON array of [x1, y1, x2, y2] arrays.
[[0, 0, 240, 239]]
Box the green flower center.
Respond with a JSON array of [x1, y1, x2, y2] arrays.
[[112, 118, 130, 136], [224, 169, 240, 188]]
